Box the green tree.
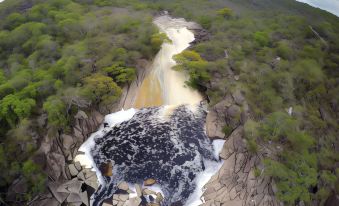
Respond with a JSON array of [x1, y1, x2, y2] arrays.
[[264, 153, 317, 204], [103, 63, 136, 85], [292, 59, 324, 84], [173, 50, 210, 89], [81, 73, 122, 108], [217, 7, 234, 18], [0, 94, 36, 127], [43, 96, 68, 128], [151, 32, 171, 51], [259, 112, 297, 142], [254, 31, 270, 47], [276, 41, 293, 60], [3, 12, 25, 30]]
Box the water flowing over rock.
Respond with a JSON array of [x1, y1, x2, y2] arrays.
[[80, 104, 218, 206], [133, 15, 203, 108]]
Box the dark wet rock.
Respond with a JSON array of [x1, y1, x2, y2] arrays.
[[144, 178, 156, 186], [191, 28, 210, 45], [100, 161, 114, 177]]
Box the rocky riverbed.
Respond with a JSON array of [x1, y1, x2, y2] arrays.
[[22, 88, 281, 206], [19, 14, 282, 206]]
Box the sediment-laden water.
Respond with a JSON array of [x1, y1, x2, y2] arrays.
[[75, 15, 224, 206]]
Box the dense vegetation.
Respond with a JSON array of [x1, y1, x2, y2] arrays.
[[0, 0, 338, 205], [157, 0, 339, 205], [0, 0, 165, 202]]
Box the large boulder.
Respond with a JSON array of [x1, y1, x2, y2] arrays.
[[61, 134, 74, 150], [227, 105, 241, 118], [46, 152, 66, 180], [48, 182, 69, 203], [206, 109, 225, 139]]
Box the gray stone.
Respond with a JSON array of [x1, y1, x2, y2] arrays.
[[118, 194, 129, 201], [232, 90, 245, 105], [135, 184, 142, 197], [48, 182, 68, 203], [67, 193, 82, 203], [37, 113, 48, 128], [77, 171, 85, 181], [93, 111, 104, 124], [79, 190, 89, 206], [142, 188, 157, 196], [113, 194, 120, 201], [68, 164, 79, 176], [61, 134, 74, 149], [118, 181, 129, 191], [206, 109, 225, 139], [112, 199, 119, 205], [84, 175, 98, 190], [123, 197, 142, 206], [73, 127, 84, 141], [83, 169, 96, 179], [33, 197, 60, 206], [74, 161, 82, 171], [75, 110, 88, 119], [57, 178, 82, 194], [227, 105, 241, 117], [46, 152, 66, 180], [155, 192, 164, 203]]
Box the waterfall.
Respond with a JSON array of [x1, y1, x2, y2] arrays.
[[134, 15, 202, 108], [75, 15, 224, 206]]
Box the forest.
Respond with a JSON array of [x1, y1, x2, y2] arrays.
[[0, 0, 338, 205]]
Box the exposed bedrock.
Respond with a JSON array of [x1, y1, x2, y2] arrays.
[[203, 87, 280, 206]]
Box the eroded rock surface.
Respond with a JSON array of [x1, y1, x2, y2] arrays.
[[29, 110, 104, 206], [202, 127, 279, 206]]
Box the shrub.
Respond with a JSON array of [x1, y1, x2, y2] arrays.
[[217, 7, 234, 18], [222, 125, 232, 137], [254, 31, 270, 47]]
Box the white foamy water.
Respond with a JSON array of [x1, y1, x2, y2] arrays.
[[74, 108, 137, 185], [185, 140, 225, 206], [75, 15, 223, 205]]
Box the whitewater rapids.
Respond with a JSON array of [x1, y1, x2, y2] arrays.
[[75, 15, 225, 206]]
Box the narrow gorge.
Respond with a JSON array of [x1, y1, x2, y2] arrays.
[[75, 15, 225, 206]]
